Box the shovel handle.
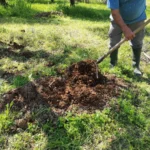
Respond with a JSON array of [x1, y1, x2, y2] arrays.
[[97, 19, 150, 64]]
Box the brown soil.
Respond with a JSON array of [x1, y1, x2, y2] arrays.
[[0, 60, 129, 129], [0, 60, 128, 114]]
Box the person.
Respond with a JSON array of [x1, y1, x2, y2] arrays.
[[107, 0, 146, 75]]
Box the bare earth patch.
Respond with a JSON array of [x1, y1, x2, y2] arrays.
[[0, 60, 129, 128], [0, 60, 128, 112]]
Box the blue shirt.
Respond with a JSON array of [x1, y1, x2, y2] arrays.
[[107, 0, 146, 24]]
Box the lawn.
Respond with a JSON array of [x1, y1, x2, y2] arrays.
[[0, 1, 150, 150]]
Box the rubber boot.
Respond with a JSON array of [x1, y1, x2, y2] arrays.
[[110, 48, 118, 68], [132, 47, 142, 75]]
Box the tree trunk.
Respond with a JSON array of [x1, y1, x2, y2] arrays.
[[0, 0, 7, 5], [85, 0, 89, 3], [70, 0, 75, 6]]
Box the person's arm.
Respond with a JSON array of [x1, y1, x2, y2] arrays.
[[111, 9, 135, 40]]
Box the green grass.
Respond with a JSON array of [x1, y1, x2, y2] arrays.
[[0, 1, 150, 150], [0, 102, 14, 134]]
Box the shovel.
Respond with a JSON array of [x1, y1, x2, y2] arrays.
[[97, 19, 150, 64]]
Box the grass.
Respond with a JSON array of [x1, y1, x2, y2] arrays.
[[0, 0, 150, 149]]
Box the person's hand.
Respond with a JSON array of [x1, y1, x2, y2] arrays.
[[122, 26, 135, 40]]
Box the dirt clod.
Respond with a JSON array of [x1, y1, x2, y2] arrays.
[[15, 118, 28, 129]]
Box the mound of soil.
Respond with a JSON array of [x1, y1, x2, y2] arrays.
[[0, 60, 128, 114], [0, 60, 130, 129]]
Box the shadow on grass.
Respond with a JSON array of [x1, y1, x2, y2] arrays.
[[107, 84, 150, 150], [118, 65, 150, 84], [107, 125, 149, 150], [0, 1, 110, 25], [0, 16, 65, 25], [0, 45, 91, 85], [0, 47, 52, 85], [0, 3, 64, 25], [59, 5, 110, 21], [0, 70, 30, 87], [28, 0, 64, 4], [0, 6, 109, 25], [0, 47, 51, 62]]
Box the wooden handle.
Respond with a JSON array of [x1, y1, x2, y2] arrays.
[[97, 19, 150, 64]]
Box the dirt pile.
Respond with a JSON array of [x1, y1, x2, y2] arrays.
[[0, 60, 128, 116]]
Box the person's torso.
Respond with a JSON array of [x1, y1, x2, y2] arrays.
[[119, 0, 146, 24]]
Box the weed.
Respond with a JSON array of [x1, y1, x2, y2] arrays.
[[0, 102, 14, 134], [12, 75, 29, 87]]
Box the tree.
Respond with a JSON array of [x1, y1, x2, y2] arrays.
[[0, 0, 7, 5], [70, 0, 75, 6]]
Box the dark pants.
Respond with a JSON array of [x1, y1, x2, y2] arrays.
[[108, 20, 145, 67]]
